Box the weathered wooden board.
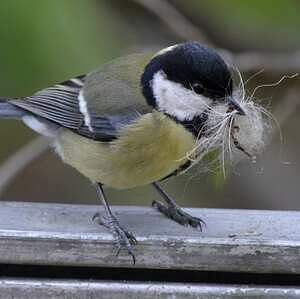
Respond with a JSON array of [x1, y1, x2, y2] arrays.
[[0, 201, 299, 273]]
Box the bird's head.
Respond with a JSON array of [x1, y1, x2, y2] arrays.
[[141, 42, 269, 168], [141, 41, 245, 136]]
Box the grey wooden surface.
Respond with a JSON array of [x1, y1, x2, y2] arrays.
[[0, 201, 299, 273], [0, 279, 299, 299]]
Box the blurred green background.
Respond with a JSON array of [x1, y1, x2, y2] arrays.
[[0, 0, 299, 210]]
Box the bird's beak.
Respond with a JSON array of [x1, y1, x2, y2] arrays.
[[229, 98, 246, 115]]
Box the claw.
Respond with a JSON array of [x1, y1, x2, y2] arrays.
[[94, 212, 137, 264], [92, 212, 109, 228], [125, 231, 138, 245], [115, 245, 136, 264], [92, 212, 101, 222], [152, 199, 205, 231]]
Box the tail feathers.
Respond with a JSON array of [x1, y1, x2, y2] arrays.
[[0, 98, 25, 119]]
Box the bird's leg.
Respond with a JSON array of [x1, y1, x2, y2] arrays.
[[152, 182, 205, 231], [92, 183, 137, 264]]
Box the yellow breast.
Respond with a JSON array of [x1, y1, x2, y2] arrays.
[[57, 112, 195, 189]]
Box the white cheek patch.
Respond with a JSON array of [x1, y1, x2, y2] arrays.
[[78, 90, 94, 133], [151, 71, 212, 121]]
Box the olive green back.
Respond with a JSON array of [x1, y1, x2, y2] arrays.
[[83, 52, 155, 116]]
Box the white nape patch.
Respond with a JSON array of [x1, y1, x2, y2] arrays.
[[71, 78, 84, 87], [78, 90, 94, 132], [152, 71, 212, 121], [156, 44, 178, 56], [22, 115, 59, 137]]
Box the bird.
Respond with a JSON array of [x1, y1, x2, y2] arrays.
[[0, 41, 247, 263]]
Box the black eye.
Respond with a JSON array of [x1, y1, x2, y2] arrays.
[[192, 82, 205, 94]]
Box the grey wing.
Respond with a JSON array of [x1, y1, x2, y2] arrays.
[[81, 53, 152, 126], [10, 75, 143, 142]]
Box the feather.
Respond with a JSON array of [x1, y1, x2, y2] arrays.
[[10, 75, 142, 142], [0, 99, 25, 118]]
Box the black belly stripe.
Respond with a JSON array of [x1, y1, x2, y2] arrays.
[[180, 113, 208, 137], [158, 111, 209, 181], [159, 160, 192, 181]]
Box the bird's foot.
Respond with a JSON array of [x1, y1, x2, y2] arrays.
[[152, 200, 205, 231], [93, 212, 137, 264]]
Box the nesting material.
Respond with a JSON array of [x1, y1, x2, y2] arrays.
[[184, 97, 272, 175], [230, 101, 267, 161]]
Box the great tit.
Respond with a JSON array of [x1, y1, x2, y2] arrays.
[[0, 41, 252, 263]]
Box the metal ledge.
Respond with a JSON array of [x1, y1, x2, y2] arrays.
[[0, 201, 299, 273], [0, 279, 299, 299]]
